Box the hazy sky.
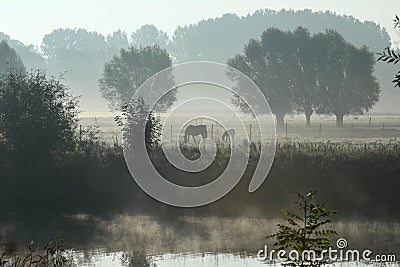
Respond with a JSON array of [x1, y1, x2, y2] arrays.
[[1, 0, 399, 47]]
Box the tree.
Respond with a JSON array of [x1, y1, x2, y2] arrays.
[[377, 15, 400, 88], [99, 45, 174, 110], [106, 30, 129, 56], [228, 28, 297, 127], [131, 25, 170, 49], [170, 9, 390, 64], [0, 33, 45, 70], [314, 30, 380, 127], [267, 191, 337, 267], [115, 97, 161, 151], [41, 28, 111, 111], [0, 41, 25, 75], [41, 28, 108, 64], [0, 70, 78, 165], [292, 27, 319, 127]]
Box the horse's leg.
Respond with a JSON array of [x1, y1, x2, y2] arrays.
[[192, 135, 196, 143]]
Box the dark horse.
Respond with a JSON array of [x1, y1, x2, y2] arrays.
[[184, 125, 207, 142]]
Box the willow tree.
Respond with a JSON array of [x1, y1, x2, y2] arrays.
[[314, 30, 380, 127], [292, 27, 319, 127], [228, 28, 297, 127]]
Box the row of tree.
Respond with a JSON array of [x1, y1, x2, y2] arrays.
[[98, 27, 380, 127], [228, 27, 380, 127], [0, 9, 393, 112]]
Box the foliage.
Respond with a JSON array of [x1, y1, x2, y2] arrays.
[[228, 28, 298, 127], [0, 33, 45, 70], [106, 30, 129, 55], [131, 24, 170, 49], [377, 15, 400, 88], [292, 27, 319, 127], [171, 9, 390, 63], [228, 28, 380, 128], [115, 97, 162, 151], [41, 28, 108, 63], [314, 31, 380, 127], [0, 235, 70, 267], [0, 70, 79, 165], [267, 191, 337, 267], [99, 45, 174, 110], [0, 41, 25, 75]]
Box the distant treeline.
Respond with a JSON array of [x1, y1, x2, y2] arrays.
[[0, 9, 395, 110]]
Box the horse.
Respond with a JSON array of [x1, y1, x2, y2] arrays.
[[221, 129, 235, 143], [184, 125, 207, 143]]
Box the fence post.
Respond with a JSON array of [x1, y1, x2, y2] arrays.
[[79, 125, 83, 141], [249, 124, 252, 142], [368, 117, 371, 128], [351, 124, 354, 138], [285, 122, 288, 140], [319, 124, 322, 138], [211, 124, 214, 139]]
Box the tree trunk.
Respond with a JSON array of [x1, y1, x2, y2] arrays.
[[305, 112, 313, 128], [304, 105, 313, 128], [336, 114, 344, 128], [275, 113, 285, 128]]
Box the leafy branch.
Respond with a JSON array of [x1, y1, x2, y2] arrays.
[[377, 47, 400, 65], [377, 15, 400, 88], [394, 15, 400, 32]]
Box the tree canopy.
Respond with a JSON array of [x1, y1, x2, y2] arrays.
[[228, 28, 297, 127], [0, 41, 26, 75], [131, 24, 170, 49], [0, 70, 78, 165], [0, 9, 393, 111], [170, 9, 390, 63], [314, 31, 380, 126], [99, 45, 174, 110], [228, 28, 380, 127]]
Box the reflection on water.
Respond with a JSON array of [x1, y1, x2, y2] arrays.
[[99, 215, 400, 254], [72, 251, 399, 267], [2, 215, 399, 266]]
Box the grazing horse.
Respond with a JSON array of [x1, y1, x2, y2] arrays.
[[184, 125, 207, 143], [222, 129, 235, 143]]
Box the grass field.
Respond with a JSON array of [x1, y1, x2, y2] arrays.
[[78, 112, 400, 144]]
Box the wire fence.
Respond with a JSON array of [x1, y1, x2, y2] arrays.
[[78, 115, 400, 145]]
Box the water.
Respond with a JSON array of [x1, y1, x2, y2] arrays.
[[72, 251, 399, 267]]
